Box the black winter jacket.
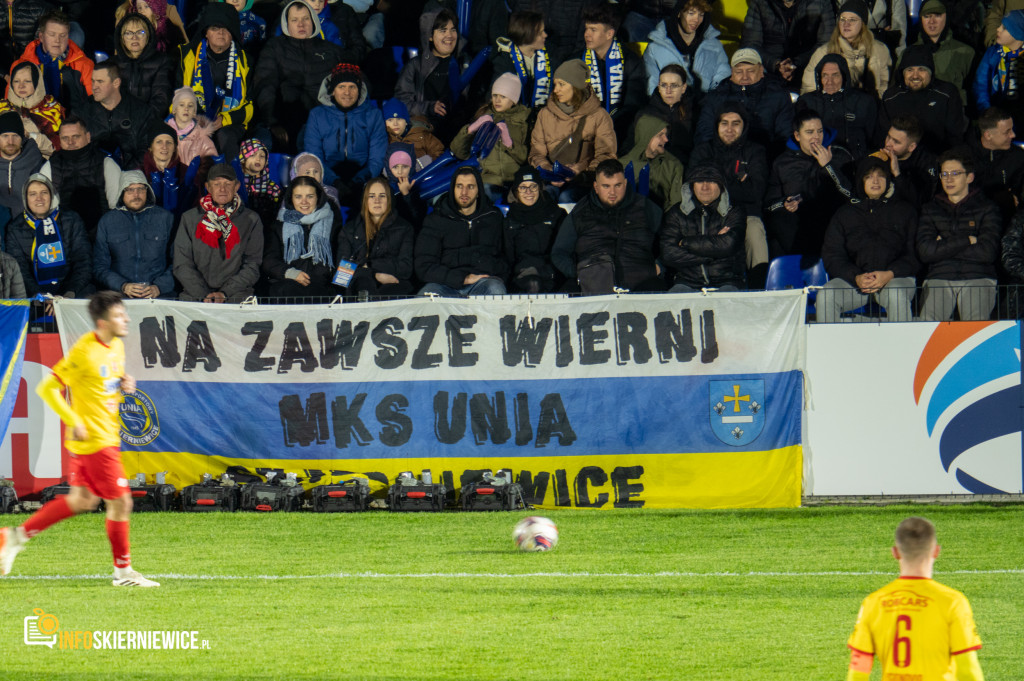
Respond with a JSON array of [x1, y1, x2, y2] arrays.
[[821, 177, 919, 286], [877, 46, 967, 153], [967, 134, 1024, 222], [660, 184, 746, 289], [5, 208, 90, 297], [1001, 209, 1024, 283], [551, 187, 661, 288], [414, 167, 508, 288], [337, 212, 416, 283], [695, 77, 794, 150], [78, 93, 155, 169], [253, 36, 345, 127], [114, 14, 174, 119], [796, 55, 878, 161], [327, 2, 370, 64], [0, 0, 53, 68], [625, 90, 695, 165], [689, 104, 768, 218], [504, 195, 565, 288], [262, 199, 345, 287], [917, 191, 1002, 281], [740, 0, 835, 74]]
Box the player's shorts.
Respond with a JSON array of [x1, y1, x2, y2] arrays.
[[68, 447, 129, 500]]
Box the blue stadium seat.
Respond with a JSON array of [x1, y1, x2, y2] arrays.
[[765, 255, 827, 312], [269, 153, 292, 187]]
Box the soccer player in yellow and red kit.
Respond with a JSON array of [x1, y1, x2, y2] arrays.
[[846, 516, 982, 681], [0, 291, 158, 586]]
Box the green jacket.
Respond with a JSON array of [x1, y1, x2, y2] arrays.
[[914, 30, 976, 104], [451, 103, 531, 187], [619, 115, 684, 212]]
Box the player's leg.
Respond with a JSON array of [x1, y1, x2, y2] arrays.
[[0, 464, 98, 576]]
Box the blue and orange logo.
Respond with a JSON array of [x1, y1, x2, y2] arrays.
[[914, 323, 1022, 493]]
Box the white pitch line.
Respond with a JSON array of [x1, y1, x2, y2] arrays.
[[3, 569, 1023, 581]]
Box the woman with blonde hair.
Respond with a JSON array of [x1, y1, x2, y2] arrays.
[[801, 0, 891, 98], [335, 177, 416, 298]]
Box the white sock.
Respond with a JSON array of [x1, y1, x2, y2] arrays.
[[14, 527, 28, 544], [114, 566, 134, 578]]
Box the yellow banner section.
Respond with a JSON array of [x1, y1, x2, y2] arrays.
[[122, 447, 802, 509]]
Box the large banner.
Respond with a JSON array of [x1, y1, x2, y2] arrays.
[[0, 299, 30, 446], [806, 321, 1023, 495], [55, 293, 806, 508]]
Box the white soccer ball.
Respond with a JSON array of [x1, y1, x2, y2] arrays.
[[513, 516, 558, 552]]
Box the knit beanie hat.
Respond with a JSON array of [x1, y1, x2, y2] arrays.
[[837, 0, 869, 26], [492, 72, 522, 102], [389, 149, 413, 168], [147, 120, 177, 148], [512, 165, 541, 188], [171, 86, 198, 113], [0, 110, 24, 138], [327, 63, 362, 93], [239, 137, 268, 161], [553, 59, 588, 92], [1003, 10, 1024, 41], [382, 97, 410, 124]]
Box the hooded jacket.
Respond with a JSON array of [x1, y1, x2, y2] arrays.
[[643, 17, 731, 94], [528, 90, 617, 173], [800, 35, 892, 98], [394, 37, 473, 121], [913, 27, 975, 104], [689, 102, 769, 218], [695, 74, 794, 150], [92, 169, 176, 295], [973, 41, 1024, 111], [414, 166, 508, 288], [172, 188, 264, 302], [115, 14, 174, 118], [660, 166, 746, 289], [740, 0, 836, 74], [0, 136, 43, 213], [626, 88, 695, 165], [618, 114, 684, 211], [821, 156, 919, 286], [878, 45, 967, 152], [917, 188, 1002, 281], [796, 54, 878, 160], [303, 72, 387, 185], [176, 3, 254, 127], [4, 173, 90, 297], [78, 87, 155, 170], [450, 101, 531, 186], [254, 1, 348, 127], [0, 62, 63, 158]]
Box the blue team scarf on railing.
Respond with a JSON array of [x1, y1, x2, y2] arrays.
[[192, 39, 243, 117], [510, 44, 550, 107], [584, 39, 624, 113], [26, 208, 67, 287]]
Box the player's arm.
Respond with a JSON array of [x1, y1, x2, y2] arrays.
[[846, 648, 872, 681], [35, 372, 85, 436], [954, 650, 984, 681]]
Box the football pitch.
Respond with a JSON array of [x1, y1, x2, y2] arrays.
[[0, 505, 1021, 680]]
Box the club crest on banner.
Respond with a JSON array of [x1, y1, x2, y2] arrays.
[[120, 389, 160, 446], [709, 379, 765, 446]]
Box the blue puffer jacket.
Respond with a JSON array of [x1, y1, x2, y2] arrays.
[[92, 170, 176, 296], [303, 75, 388, 185], [973, 44, 1023, 111], [643, 19, 732, 94]]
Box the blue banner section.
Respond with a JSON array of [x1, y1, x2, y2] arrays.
[[126, 371, 803, 460], [0, 300, 30, 445]]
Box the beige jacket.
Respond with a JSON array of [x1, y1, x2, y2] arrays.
[[801, 38, 892, 98], [528, 91, 617, 174]]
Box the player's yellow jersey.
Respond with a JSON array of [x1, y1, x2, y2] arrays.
[[848, 576, 982, 681], [51, 332, 126, 455]]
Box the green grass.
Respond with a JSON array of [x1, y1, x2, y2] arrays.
[[0, 506, 1021, 680]]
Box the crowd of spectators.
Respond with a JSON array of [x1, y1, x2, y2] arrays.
[[2, 0, 1024, 322]]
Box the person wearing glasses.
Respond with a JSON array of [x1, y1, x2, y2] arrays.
[[113, 13, 174, 118], [504, 167, 565, 293], [917, 149, 1001, 321]]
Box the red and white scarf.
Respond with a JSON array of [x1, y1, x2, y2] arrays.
[[195, 194, 241, 258]]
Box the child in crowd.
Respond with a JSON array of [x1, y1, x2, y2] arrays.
[[235, 138, 282, 228], [290, 152, 341, 208], [382, 98, 445, 170], [451, 73, 530, 203], [384, 144, 426, 226], [165, 87, 220, 166], [220, 0, 267, 48]]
